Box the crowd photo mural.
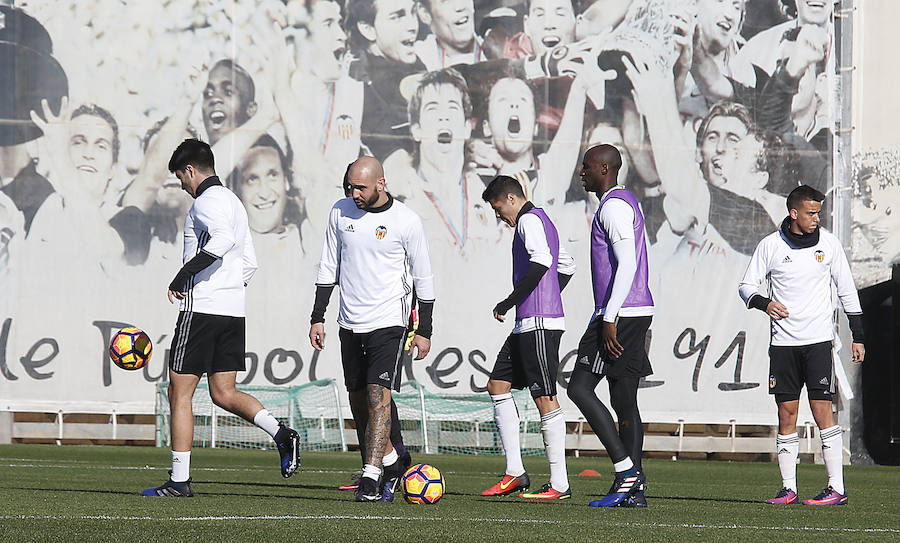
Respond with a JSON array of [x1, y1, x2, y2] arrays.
[[0, 0, 856, 423]]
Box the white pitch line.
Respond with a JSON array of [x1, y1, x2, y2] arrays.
[[0, 461, 515, 477], [0, 515, 897, 534]]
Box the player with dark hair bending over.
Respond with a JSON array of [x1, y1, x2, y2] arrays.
[[309, 156, 435, 502], [567, 144, 654, 508], [142, 139, 300, 497], [479, 175, 575, 500], [739, 184, 865, 506]]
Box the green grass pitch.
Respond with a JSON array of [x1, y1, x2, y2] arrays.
[[0, 444, 897, 542]]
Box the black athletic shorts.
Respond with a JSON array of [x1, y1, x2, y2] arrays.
[[768, 341, 834, 401], [339, 326, 406, 392], [169, 311, 246, 375], [490, 329, 563, 398], [575, 315, 652, 378]]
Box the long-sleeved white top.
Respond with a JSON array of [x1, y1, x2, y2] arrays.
[[739, 227, 862, 346], [317, 196, 435, 333], [181, 184, 257, 317]]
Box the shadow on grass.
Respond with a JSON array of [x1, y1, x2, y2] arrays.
[[473, 494, 760, 505], [0, 484, 355, 504]]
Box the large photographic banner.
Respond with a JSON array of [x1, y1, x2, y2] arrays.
[[1, 0, 842, 424]]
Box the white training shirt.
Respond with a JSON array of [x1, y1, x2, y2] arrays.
[[597, 187, 654, 320], [181, 183, 257, 317], [317, 196, 435, 333], [512, 212, 576, 334], [739, 227, 862, 347]]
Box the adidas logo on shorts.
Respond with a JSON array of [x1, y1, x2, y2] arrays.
[[379, 372, 390, 381], [820, 377, 829, 385], [530, 383, 541, 391]]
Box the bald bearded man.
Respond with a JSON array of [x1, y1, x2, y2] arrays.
[[309, 156, 435, 502]]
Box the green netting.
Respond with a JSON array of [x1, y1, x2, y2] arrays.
[[155, 379, 345, 451], [392, 381, 545, 456], [155, 379, 544, 456]]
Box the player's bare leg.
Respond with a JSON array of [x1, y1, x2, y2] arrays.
[[208, 371, 301, 478], [518, 395, 570, 500], [356, 384, 392, 501], [143, 371, 199, 496], [365, 384, 392, 467], [208, 371, 263, 419], [168, 370, 202, 453]]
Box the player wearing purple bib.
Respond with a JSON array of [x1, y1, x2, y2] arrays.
[[480, 175, 576, 500], [568, 144, 654, 508]]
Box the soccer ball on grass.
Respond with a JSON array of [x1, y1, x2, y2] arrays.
[[402, 463, 444, 504]]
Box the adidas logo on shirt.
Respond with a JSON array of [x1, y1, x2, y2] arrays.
[[782, 255, 792, 263], [345, 224, 355, 232], [379, 372, 390, 380]]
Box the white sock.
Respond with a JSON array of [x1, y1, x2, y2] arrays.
[[253, 409, 281, 439], [541, 408, 569, 492], [491, 393, 524, 476], [171, 450, 191, 482], [613, 457, 634, 473], [820, 425, 844, 494], [776, 433, 799, 492], [383, 447, 399, 467], [362, 463, 381, 481]]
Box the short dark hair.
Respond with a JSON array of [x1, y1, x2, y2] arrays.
[[168, 139, 215, 173], [71, 103, 120, 164], [345, 0, 378, 53], [786, 184, 825, 212], [482, 175, 525, 203]]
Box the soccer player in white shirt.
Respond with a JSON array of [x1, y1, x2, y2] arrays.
[[142, 140, 301, 497], [309, 156, 435, 502], [739, 185, 865, 506]]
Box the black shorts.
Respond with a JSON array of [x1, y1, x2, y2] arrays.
[[576, 315, 652, 378], [169, 311, 246, 375], [768, 341, 834, 402], [339, 326, 406, 392], [490, 329, 563, 398]]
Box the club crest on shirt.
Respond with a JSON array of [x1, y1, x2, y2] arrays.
[[337, 114, 354, 139], [814, 250, 824, 263], [375, 225, 387, 240]]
